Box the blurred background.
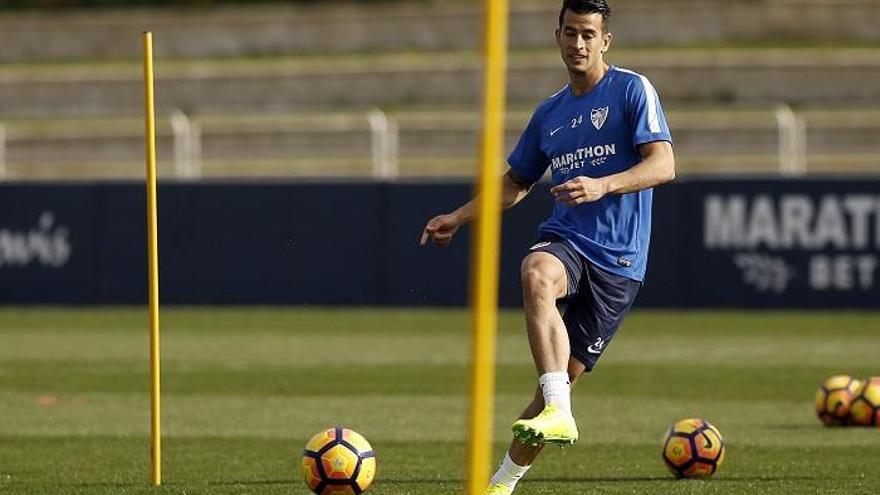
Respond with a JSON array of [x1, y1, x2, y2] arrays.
[[1, 0, 879, 179], [1, 0, 878, 307], [1, 3, 879, 494]]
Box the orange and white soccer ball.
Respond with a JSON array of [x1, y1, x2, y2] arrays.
[[849, 377, 880, 427], [814, 374, 861, 426], [302, 427, 376, 495], [662, 418, 725, 478]]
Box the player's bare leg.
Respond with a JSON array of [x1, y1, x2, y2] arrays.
[[509, 358, 586, 463], [486, 358, 586, 494], [510, 252, 580, 446], [519, 252, 570, 373]]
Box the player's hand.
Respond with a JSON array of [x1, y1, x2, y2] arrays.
[[550, 177, 609, 206], [420, 213, 461, 246]]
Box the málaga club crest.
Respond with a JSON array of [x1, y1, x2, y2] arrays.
[[591, 106, 609, 130]]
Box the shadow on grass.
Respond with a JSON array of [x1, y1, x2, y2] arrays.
[[70, 482, 145, 488], [525, 474, 827, 483], [766, 424, 824, 430], [210, 478, 464, 484], [207, 479, 293, 486], [711, 475, 831, 482], [72, 480, 292, 488], [72, 473, 833, 489], [524, 476, 669, 483]]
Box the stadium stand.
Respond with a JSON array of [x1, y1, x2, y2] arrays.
[[0, 0, 878, 179]]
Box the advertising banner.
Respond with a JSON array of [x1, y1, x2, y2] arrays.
[[670, 179, 880, 308], [1, 179, 877, 308]]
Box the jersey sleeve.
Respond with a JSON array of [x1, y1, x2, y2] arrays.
[[625, 75, 673, 147], [507, 106, 550, 185]]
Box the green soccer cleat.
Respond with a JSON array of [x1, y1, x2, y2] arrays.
[[511, 404, 578, 446], [483, 483, 514, 495]]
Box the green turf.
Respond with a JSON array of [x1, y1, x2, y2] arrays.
[[1, 308, 878, 494]]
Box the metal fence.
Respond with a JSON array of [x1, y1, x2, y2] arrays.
[[1, 105, 876, 181]]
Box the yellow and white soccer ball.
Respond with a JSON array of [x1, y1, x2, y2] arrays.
[[662, 418, 725, 478], [302, 427, 376, 495], [814, 374, 861, 426]]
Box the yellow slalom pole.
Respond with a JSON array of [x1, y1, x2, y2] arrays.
[[142, 31, 162, 487], [466, 1, 508, 494]]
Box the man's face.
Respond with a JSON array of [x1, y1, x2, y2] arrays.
[[556, 10, 612, 76]]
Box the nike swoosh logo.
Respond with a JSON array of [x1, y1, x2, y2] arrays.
[[586, 337, 606, 354], [529, 241, 552, 251], [549, 126, 564, 137], [700, 431, 713, 449]]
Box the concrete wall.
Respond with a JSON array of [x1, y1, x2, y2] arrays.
[[1, 49, 877, 117], [0, 1, 878, 62]]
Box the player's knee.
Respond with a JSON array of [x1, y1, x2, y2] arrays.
[[521, 254, 561, 296], [521, 267, 551, 294]]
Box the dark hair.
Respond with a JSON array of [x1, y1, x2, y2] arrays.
[[558, 0, 612, 32]]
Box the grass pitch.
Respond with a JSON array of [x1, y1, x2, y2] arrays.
[[0, 308, 878, 495]]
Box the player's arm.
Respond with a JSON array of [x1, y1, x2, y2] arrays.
[[419, 168, 533, 246], [551, 140, 675, 206], [604, 140, 676, 194]]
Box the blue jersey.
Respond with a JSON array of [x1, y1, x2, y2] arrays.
[[508, 66, 672, 281]]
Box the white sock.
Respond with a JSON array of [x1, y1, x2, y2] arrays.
[[489, 452, 531, 490], [538, 371, 571, 414]]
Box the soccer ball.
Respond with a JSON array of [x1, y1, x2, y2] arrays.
[[662, 418, 725, 478], [302, 427, 376, 495], [849, 377, 880, 427], [814, 375, 861, 426]]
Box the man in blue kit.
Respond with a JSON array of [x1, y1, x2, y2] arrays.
[[420, 1, 675, 493]]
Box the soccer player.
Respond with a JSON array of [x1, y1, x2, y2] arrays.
[[420, 0, 675, 493]]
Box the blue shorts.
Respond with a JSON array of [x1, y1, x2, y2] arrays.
[[527, 236, 641, 371]]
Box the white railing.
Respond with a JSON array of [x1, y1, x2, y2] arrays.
[[0, 106, 866, 180], [170, 109, 202, 179], [0, 124, 6, 180], [775, 104, 807, 176], [170, 108, 399, 180], [368, 108, 399, 180]]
